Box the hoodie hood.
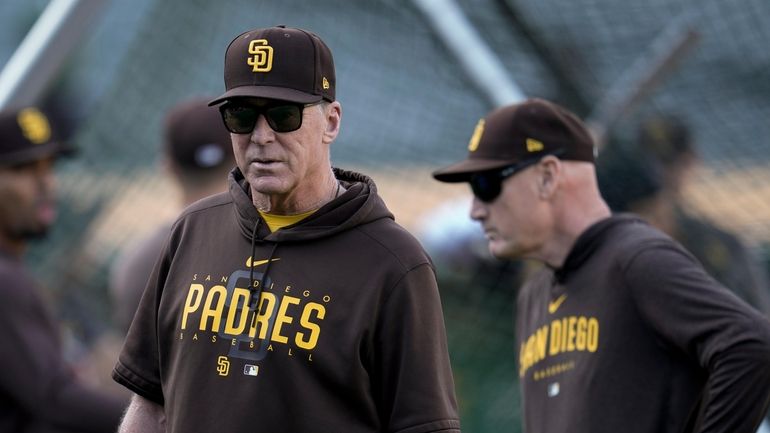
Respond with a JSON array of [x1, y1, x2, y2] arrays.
[[229, 167, 395, 243], [554, 214, 645, 283]]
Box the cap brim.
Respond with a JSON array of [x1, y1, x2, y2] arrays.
[[0, 142, 76, 168], [208, 85, 323, 106], [432, 157, 516, 183]]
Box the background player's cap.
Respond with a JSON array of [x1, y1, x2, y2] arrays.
[[433, 98, 596, 183], [0, 106, 74, 168], [209, 25, 335, 106], [164, 97, 233, 170], [637, 113, 693, 166]]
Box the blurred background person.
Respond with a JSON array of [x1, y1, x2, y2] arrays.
[[0, 106, 127, 432], [597, 113, 770, 315], [109, 96, 234, 333]]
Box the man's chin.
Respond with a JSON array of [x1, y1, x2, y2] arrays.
[[248, 176, 287, 195], [489, 242, 521, 260]]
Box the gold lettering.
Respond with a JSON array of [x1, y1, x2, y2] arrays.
[[211, 335, 216, 342], [267, 344, 274, 352], [549, 320, 562, 355], [587, 318, 599, 352], [181, 284, 204, 330], [519, 317, 601, 377], [535, 325, 548, 361], [524, 335, 534, 372], [200, 285, 227, 331], [303, 290, 310, 298], [284, 285, 291, 293], [566, 316, 577, 352], [249, 292, 276, 339], [224, 287, 251, 335], [575, 317, 587, 350], [296, 302, 325, 349], [271, 295, 301, 343], [561, 317, 569, 350]]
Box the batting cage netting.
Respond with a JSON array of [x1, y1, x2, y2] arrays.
[[2, 0, 769, 431]]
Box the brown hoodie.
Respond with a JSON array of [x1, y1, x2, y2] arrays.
[[114, 168, 460, 433], [517, 215, 770, 433]]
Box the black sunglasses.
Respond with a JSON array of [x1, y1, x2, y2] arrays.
[[219, 100, 319, 134], [469, 150, 564, 203]]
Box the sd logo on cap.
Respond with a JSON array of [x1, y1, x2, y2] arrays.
[[0, 106, 73, 167], [209, 25, 336, 106]]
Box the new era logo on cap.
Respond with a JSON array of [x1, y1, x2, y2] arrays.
[[209, 25, 336, 106]]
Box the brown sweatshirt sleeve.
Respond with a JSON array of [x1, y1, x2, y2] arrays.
[[112, 238, 169, 404], [625, 242, 770, 433], [374, 263, 461, 433], [0, 268, 127, 432]]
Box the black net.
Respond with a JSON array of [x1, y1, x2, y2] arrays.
[[2, 0, 769, 431]]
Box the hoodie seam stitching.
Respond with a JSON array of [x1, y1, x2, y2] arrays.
[[353, 226, 433, 303], [170, 199, 235, 233]]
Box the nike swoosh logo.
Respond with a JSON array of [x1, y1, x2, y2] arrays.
[[548, 294, 567, 314], [245, 257, 281, 268]]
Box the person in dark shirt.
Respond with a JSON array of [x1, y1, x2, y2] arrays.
[[432, 98, 770, 433], [0, 106, 127, 432], [109, 96, 235, 334], [113, 25, 460, 433], [597, 114, 770, 316]]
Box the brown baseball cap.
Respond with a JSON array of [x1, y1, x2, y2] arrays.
[[164, 97, 233, 170], [0, 106, 74, 168], [433, 98, 596, 183], [209, 25, 335, 106]]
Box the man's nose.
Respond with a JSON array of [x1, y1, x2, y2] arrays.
[[470, 196, 487, 221], [249, 114, 275, 145], [33, 158, 56, 195]]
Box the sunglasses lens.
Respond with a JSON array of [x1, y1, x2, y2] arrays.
[[220, 102, 305, 134], [221, 104, 258, 134], [470, 173, 501, 203], [265, 104, 303, 133]]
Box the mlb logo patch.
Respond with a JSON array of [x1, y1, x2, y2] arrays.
[[244, 364, 259, 377], [547, 382, 560, 397]]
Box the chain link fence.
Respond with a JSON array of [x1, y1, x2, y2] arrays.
[[2, 0, 769, 431]]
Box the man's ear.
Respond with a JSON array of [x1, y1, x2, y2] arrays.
[[322, 101, 342, 143], [537, 156, 562, 199]]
